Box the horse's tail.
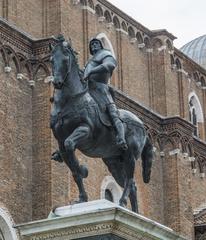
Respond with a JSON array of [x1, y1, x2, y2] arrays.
[[141, 136, 153, 183]]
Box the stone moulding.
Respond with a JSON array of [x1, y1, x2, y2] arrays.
[[16, 200, 187, 240]]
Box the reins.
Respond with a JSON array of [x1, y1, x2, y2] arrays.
[[51, 48, 88, 102]]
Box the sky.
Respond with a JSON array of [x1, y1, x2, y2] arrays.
[[108, 0, 206, 48]]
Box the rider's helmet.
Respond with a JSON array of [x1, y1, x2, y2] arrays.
[[89, 38, 104, 55]]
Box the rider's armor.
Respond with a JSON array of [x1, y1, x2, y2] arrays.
[[84, 39, 128, 150]]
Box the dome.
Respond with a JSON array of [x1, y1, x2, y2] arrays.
[[180, 35, 206, 69]]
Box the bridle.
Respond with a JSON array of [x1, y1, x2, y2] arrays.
[[51, 46, 88, 100]]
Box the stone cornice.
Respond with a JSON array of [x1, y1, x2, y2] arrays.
[[151, 29, 177, 41], [0, 17, 55, 57], [174, 47, 206, 77], [115, 89, 196, 137], [193, 137, 206, 158], [97, 0, 151, 36]]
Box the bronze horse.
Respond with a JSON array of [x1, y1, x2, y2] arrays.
[[49, 37, 153, 212]]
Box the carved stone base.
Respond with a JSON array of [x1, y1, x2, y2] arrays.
[[16, 200, 187, 240]]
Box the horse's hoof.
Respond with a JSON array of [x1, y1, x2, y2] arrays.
[[119, 198, 127, 207], [80, 165, 88, 178]]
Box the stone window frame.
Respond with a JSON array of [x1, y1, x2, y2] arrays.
[[0, 208, 19, 240], [188, 92, 204, 137], [100, 176, 122, 204]]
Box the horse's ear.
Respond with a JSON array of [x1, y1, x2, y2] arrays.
[[49, 43, 54, 51]]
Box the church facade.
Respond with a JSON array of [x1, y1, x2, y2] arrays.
[[0, 0, 205, 239]]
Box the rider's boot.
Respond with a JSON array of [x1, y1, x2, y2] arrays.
[[107, 104, 128, 150]]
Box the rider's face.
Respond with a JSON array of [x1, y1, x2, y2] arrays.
[[91, 40, 102, 54]]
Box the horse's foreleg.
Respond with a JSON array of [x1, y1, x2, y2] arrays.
[[64, 125, 90, 202]]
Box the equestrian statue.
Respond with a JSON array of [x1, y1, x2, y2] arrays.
[[49, 35, 153, 213]]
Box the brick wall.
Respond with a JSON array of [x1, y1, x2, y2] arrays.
[[0, 55, 33, 224], [0, 2, 206, 240]]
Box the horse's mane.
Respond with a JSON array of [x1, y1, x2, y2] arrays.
[[53, 35, 84, 81]]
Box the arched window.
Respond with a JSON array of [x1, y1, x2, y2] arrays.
[[136, 32, 143, 44], [88, 0, 94, 9], [104, 10, 112, 23], [100, 176, 122, 204], [128, 26, 135, 38], [105, 189, 114, 202], [144, 37, 151, 48], [121, 21, 127, 32], [188, 92, 204, 137], [166, 39, 173, 51], [113, 16, 120, 29], [95, 4, 103, 16]]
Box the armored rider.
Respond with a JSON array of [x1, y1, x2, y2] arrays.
[[83, 38, 128, 150]]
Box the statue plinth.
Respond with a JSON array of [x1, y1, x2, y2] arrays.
[[16, 200, 187, 240]]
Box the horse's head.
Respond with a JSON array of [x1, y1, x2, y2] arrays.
[[50, 35, 75, 89]]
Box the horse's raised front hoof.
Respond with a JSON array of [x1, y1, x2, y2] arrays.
[[80, 165, 88, 178], [51, 150, 63, 163]]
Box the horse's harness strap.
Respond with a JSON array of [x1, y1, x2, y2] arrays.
[[56, 102, 96, 126]]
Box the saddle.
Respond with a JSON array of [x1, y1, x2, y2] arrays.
[[88, 85, 113, 128], [96, 106, 112, 127]]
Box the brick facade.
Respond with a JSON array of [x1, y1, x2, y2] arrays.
[[0, 1, 205, 240]]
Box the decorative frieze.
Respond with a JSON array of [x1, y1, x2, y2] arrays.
[[16, 200, 187, 240]]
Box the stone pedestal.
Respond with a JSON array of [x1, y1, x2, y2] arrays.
[[16, 200, 188, 240]]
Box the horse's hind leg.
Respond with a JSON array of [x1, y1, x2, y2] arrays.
[[103, 156, 138, 212], [64, 125, 91, 202], [129, 180, 138, 213], [119, 152, 138, 212]]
